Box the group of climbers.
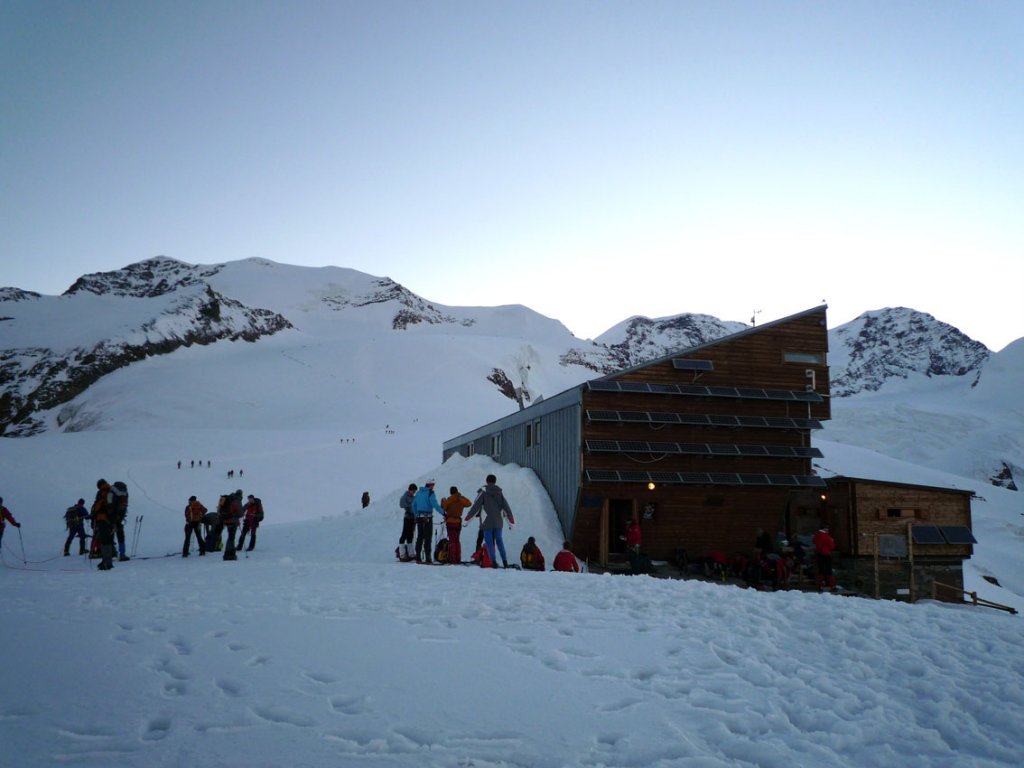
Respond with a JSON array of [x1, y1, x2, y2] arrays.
[[182, 490, 264, 560]]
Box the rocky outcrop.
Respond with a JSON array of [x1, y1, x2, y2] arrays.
[[829, 308, 990, 397]]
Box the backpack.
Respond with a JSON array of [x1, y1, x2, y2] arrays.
[[471, 543, 492, 568], [64, 506, 79, 530], [111, 481, 129, 522], [253, 498, 264, 523], [434, 537, 450, 564]]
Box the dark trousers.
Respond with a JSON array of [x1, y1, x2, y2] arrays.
[[65, 524, 87, 554], [414, 517, 433, 561], [223, 523, 239, 560], [237, 520, 258, 551], [96, 520, 115, 568], [399, 516, 415, 545], [446, 523, 462, 564], [183, 522, 206, 556]]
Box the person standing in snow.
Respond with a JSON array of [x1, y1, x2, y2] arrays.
[[221, 490, 243, 561], [91, 480, 116, 570], [236, 494, 262, 552], [182, 496, 207, 557], [396, 483, 417, 561], [0, 497, 22, 552], [441, 486, 472, 565], [412, 480, 444, 563], [465, 474, 515, 569], [553, 541, 581, 573], [813, 526, 837, 592], [63, 498, 89, 556]]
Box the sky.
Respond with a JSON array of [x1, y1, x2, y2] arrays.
[[2, 1, 1023, 351]]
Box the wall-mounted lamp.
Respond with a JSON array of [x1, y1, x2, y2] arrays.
[[647, 482, 656, 491]]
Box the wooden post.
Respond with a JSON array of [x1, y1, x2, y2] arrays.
[[874, 532, 880, 599], [599, 499, 609, 567], [907, 521, 915, 603]]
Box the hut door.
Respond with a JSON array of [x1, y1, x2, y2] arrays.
[[607, 498, 635, 560]]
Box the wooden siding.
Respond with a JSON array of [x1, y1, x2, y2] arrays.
[[829, 478, 974, 558]]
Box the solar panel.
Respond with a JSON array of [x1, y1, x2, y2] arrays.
[[677, 414, 710, 425], [648, 442, 679, 453], [585, 470, 619, 482], [650, 412, 682, 423], [672, 358, 714, 371], [737, 445, 769, 456], [910, 525, 945, 544], [677, 385, 710, 396], [796, 476, 827, 487], [767, 474, 798, 485], [619, 471, 650, 483], [619, 411, 650, 422], [587, 380, 620, 392], [619, 441, 649, 452], [765, 446, 795, 457], [709, 415, 739, 427], [619, 381, 650, 393], [680, 472, 711, 484], [793, 391, 824, 402], [648, 383, 678, 394], [586, 410, 619, 421], [679, 443, 709, 454], [585, 440, 618, 452], [737, 416, 769, 428], [738, 473, 770, 485], [708, 386, 738, 397], [708, 444, 740, 455], [708, 472, 741, 484], [735, 387, 767, 399], [649, 472, 680, 483], [940, 526, 977, 544]]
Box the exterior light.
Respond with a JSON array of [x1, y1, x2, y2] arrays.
[[647, 482, 656, 491]]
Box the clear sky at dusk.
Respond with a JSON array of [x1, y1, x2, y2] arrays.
[[2, 1, 1021, 349]]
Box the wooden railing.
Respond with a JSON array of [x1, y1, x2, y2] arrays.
[[933, 581, 1018, 615]]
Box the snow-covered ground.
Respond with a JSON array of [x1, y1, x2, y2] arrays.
[[2, 431, 1023, 768]]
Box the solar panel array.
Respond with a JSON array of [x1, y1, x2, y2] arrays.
[[911, 525, 977, 545], [584, 469, 826, 488], [586, 410, 823, 431], [585, 439, 823, 458], [587, 380, 823, 402]]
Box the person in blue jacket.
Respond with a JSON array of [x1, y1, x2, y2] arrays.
[[412, 480, 444, 563]]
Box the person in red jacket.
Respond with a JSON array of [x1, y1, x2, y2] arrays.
[[441, 486, 472, 565], [813, 526, 837, 592], [0, 497, 22, 552], [553, 541, 581, 573], [624, 518, 642, 555]]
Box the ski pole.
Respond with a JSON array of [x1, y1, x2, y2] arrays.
[[17, 526, 27, 564], [131, 515, 143, 557]]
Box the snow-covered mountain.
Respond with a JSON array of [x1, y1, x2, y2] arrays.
[[1, 257, 1021, 493]]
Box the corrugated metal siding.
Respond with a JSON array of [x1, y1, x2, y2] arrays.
[[442, 394, 582, 539]]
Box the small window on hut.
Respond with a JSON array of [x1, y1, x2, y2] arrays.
[[525, 423, 533, 447], [881, 508, 917, 519], [490, 434, 502, 456], [783, 351, 824, 365], [533, 420, 541, 446], [466, 443, 475, 457]]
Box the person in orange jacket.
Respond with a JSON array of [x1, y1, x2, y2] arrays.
[[0, 497, 22, 552], [441, 486, 472, 565], [182, 496, 207, 557], [813, 526, 837, 592], [91, 480, 116, 570]]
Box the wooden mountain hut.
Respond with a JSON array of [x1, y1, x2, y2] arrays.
[[443, 306, 832, 567]]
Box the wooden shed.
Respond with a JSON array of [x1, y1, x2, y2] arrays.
[[822, 476, 976, 602], [444, 306, 832, 566]]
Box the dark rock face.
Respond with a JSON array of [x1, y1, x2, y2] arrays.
[[829, 308, 990, 397], [1, 262, 292, 436]]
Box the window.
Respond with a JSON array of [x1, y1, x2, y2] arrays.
[[533, 419, 540, 446], [466, 443, 475, 457], [525, 422, 533, 447], [881, 507, 917, 519], [783, 351, 824, 365], [490, 434, 501, 456]]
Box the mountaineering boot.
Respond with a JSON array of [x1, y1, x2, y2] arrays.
[[119, 555, 130, 562], [64, 550, 70, 557]]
